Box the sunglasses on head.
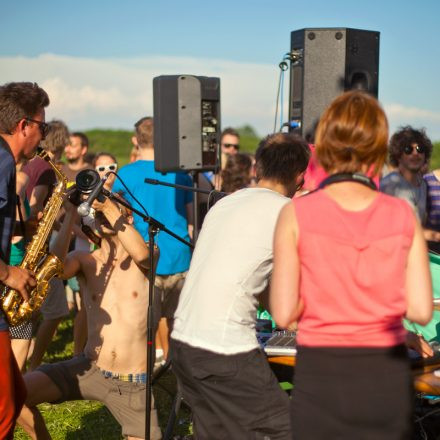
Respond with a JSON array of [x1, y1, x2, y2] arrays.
[[95, 163, 118, 173], [403, 145, 426, 155], [25, 118, 50, 140], [223, 143, 239, 149]]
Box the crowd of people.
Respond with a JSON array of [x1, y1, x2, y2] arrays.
[[0, 81, 439, 440]]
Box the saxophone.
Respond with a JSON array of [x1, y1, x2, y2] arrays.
[[1, 148, 68, 326]]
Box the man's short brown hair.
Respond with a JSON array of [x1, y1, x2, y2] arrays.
[[0, 82, 49, 134], [41, 120, 69, 156], [134, 117, 153, 149], [315, 91, 388, 176], [255, 133, 310, 186]]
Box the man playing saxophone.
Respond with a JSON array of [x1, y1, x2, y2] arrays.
[[0, 81, 49, 439], [18, 194, 162, 440]]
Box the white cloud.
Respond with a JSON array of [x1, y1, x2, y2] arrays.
[[0, 54, 439, 141], [0, 53, 278, 134], [383, 103, 440, 140]]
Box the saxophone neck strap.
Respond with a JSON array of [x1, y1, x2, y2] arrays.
[[318, 172, 377, 191]]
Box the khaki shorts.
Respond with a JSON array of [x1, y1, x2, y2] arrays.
[[155, 272, 187, 319], [37, 355, 161, 439]]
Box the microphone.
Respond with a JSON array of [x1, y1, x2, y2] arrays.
[[77, 175, 108, 217]]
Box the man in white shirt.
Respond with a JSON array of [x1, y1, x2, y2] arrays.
[[171, 133, 310, 440]]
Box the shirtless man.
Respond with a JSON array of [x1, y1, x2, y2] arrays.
[[18, 195, 161, 440]]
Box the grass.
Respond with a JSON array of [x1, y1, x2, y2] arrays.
[[83, 126, 262, 168], [13, 315, 193, 439]]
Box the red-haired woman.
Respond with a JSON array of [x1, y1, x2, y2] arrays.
[[270, 91, 433, 439]]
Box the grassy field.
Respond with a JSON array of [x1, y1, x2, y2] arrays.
[[83, 128, 440, 172], [84, 126, 262, 168], [13, 316, 192, 439]]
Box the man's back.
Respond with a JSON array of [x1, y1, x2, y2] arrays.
[[113, 159, 192, 275], [172, 187, 289, 354]]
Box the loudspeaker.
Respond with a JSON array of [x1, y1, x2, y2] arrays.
[[288, 28, 380, 140], [153, 75, 221, 173]]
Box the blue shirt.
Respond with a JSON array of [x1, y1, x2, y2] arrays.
[[113, 160, 192, 275], [0, 137, 16, 331]]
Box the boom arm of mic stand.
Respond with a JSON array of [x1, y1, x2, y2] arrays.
[[144, 177, 227, 197]]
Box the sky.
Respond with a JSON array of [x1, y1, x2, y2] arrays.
[[1, 0, 440, 140]]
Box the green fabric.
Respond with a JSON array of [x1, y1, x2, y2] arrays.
[[9, 198, 30, 266], [257, 306, 276, 330], [403, 252, 440, 342], [9, 239, 25, 266]]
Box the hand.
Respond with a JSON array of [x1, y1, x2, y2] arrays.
[[406, 331, 434, 358], [2, 266, 36, 302], [424, 229, 440, 242], [91, 196, 112, 214]]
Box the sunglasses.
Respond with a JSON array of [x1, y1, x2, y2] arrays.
[[95, 163, 118, 173], [222, 143, 240, 149], [403, 145, 426, 155], [25, 118, 50, 140]]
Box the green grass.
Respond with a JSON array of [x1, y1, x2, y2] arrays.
[[14, 316, 192, 439], [83, 126, 262, 168], [429, 141, 440, 170]]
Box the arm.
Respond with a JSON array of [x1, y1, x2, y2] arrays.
[[186, 202, 194, 240], [28, 185, 49, 218], [270, 203, 303, 328], [49, 203, 81, 279], [406, 332, 434, 358], [405, 217, 433, 325], [96, 198, 156, 271]]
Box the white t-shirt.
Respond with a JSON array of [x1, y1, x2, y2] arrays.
[[172, 187, 290, 354]]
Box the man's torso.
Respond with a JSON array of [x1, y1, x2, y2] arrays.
[[380, 170, 427, 223], [0, 137, 16, 331], [74, 248, 149, 373]]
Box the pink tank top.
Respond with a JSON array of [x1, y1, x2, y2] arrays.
[[294, 190, 415, 347]]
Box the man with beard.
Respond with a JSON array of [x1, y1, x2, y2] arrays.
[[380, 126, 440, 242], [60, 132, 92, 183], [60, 131, 93, 355]]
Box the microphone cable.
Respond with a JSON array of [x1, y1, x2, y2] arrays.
[[111, 172, 150, 218], [273, 53, 290, 133]]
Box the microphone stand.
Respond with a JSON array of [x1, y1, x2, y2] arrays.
[[144, 176, 227, 244], [103, 191, 193, 440]]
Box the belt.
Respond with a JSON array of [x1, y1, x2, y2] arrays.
[[100, 369, 147, 384]]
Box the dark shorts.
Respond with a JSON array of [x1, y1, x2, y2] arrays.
[[37, 355, 161, 439], [171, 338, 291, 440]]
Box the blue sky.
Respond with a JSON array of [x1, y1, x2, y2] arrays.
[[1, 0, 439, 139]]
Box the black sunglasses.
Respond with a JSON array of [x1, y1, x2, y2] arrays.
[[25, 118, 50, 140], [403, 145, 426, 155], [222, 143, 240, 149]]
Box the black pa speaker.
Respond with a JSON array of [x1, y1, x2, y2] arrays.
[[153, 75, 221, 173], [288, 28, 380, 140]]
